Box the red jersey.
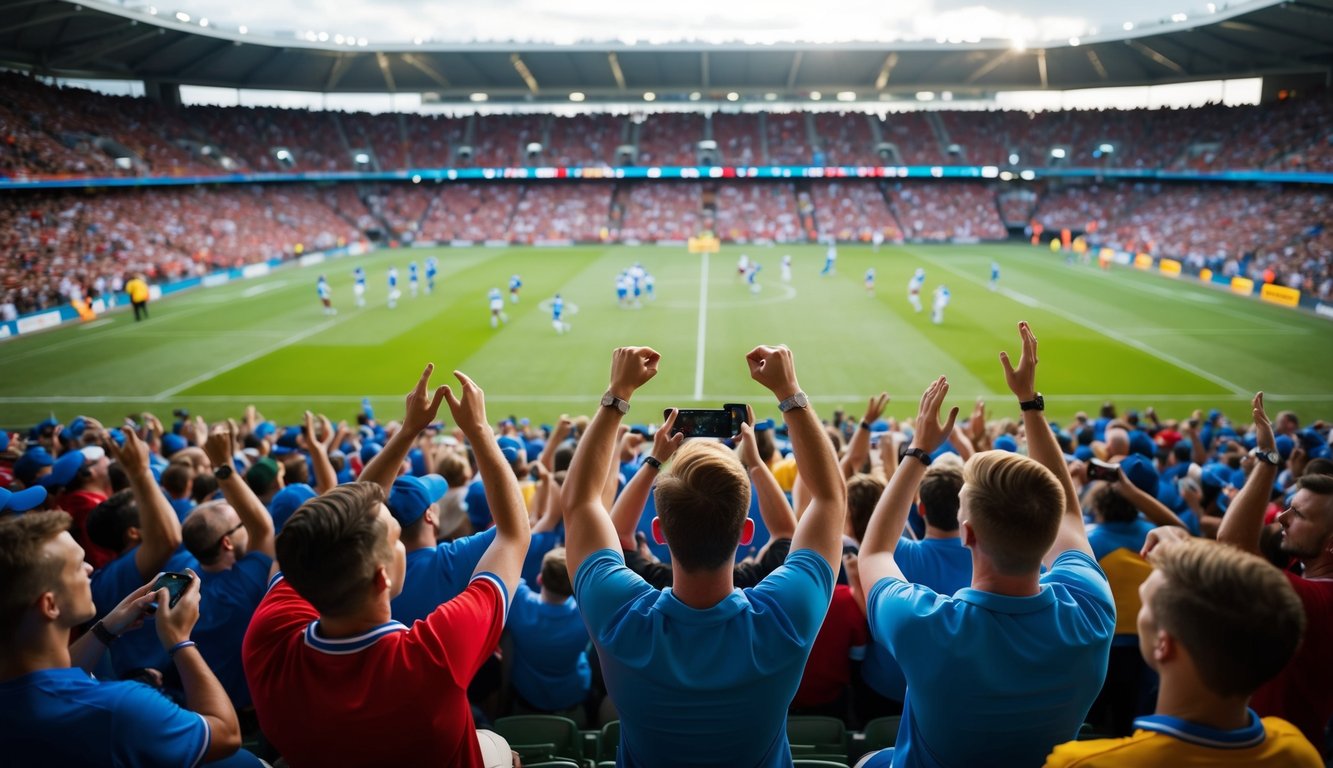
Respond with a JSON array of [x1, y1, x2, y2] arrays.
[[242, 572, 508, 767], [59, 490, 113, 569], [1251, 573, 1333, 755], [792, 584, 868, 708]]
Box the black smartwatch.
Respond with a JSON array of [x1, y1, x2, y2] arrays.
[[903, 447, 932, 466], [643, 456, 662, 470], [214, 463, 234, 480], [1019, 394, 1045, 412]]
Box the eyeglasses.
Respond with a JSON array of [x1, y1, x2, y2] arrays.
[[208, 521, 244, 554]]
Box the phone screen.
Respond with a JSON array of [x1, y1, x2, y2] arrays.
[[1086, 459, 1120, 482], [151, 572, 194, 610], [667, 405, 747, 439]]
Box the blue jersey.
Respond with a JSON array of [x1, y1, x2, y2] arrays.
[[488, 288, 502, 303], [391, 528, 497, 625], [509, 275, 522, 291], [552, 297, 564, 320], [991, 262, 1000, 280], [866, 268, 876, 283], [316, 279, 330, 299], [747, 265, 760, 284], [409, 263, 418, 280], [388, 269, 398, 288], [353, 268, 366, 286], [426, 259, 438, 278]]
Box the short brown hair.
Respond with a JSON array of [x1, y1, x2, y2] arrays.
[[1147, 538, 1305, 697], [1297, 473, 1333, 497], [276, 483, 392, 616], [435, 450, 470, 487], [160, 463, 194, 497], [653, 441, 751, 572], [540, 547, 572, 598], [919, 463, 964, 532], [962, 451, 1063, 574], [847, 473, 886, 542], [0, 511, 72, 647], [182, 500, 233, 566]]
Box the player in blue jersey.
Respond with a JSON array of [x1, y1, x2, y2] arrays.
[[907, 267, 926, 313], [316, 275, 336, 316], [425, 257, 438, 294], [387, 267, 400, 309], [509, 274, 522, 304], [644, 271, 656, 301], [551, 293, 570, 334], [865, 267, 876, 296], [489, 287, 508, 328], [821, 239, 837, 276], [408, 262, 419, 298], [989, 260, 1000, 291], [746, 261, 762, 294], [352, 266, 367, 307], [616, 273, 630, 308], [932, 283, 950, 325]]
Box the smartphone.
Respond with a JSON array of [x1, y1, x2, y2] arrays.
[[666, 404, 748, 439], [149, 572, 194, 612], [1086, 458, 1120, 482]]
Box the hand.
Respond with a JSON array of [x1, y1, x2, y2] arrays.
[[153, 569, 201, 648], [999, 321, 1039, 402], [745, 345, 800, 400], [967, 398, 986, 442], [862, 393, 889, 426], [1140, 525, 1192, 557], [302, 411, 332, 455], [79, 416, 107, 445], [101, 581, 158, 637], [907, 376, 959, 454], [106, 426, 152, 478], [442, 370, 488, 438], [1290, 446, 1309, 478], [402, 364, 449, 434], [735, 420, 763, 469], [652, 409, 686, 464], [1069, 459, 1088, 485], [551, 415, 572, 443], [608, 347, 660, 399], [1251, 391, 1275, 454], [202, 425, 233, 471]]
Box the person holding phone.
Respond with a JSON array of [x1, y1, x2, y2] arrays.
[[0, 512, 247, 766], [562, 345, 846, 767]]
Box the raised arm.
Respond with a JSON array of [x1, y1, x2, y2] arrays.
[[841, 394, 889, 479], [302, 412, 338, 494], [737, 420, 797, 541], [538, 416, 572, 473], [748, 345, 846, 571], [445, 371, 531, 593], [1216, 392, 1278, 555], [529, 463, 564, 535], [360, 365, 448, 493], [610, 410, 684, 549], [203, 425, 275, 559], [562, 347, 660, 577], [107, 427, 183, 582], [1109, 468, 1186, 530], [860, 377, 957, 590], [1001, 321, 1093, 566]]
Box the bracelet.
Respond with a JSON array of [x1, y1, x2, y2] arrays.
[[90, 620, 119, 645], [643, 456, 662, 470], [860, 420, 872, 431], [167, 640, 196, 657]]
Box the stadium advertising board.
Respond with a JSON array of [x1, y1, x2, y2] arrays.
[[1316, 303, 1333, 320], [1134, 254, 1154, 270], [1260, 283, 1301, 308], [1159, 259, 1182, 277], [1230, 277, 1255, 295], [16, 311, 62, 335]]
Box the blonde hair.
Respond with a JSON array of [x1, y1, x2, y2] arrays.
[[962, 451, 1063, 574], [654, 441, 750, 572]]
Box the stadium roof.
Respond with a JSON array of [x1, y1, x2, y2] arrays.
[[1, 0, 1331, 101]]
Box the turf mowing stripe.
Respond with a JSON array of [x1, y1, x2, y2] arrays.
[[8, 393, 1329, 404], [694, 251, 709, 401]]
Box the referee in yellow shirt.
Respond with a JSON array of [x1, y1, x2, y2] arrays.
[[126, 274, 149, 321]]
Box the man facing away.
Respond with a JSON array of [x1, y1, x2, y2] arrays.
[[562, 345, 847, 767]]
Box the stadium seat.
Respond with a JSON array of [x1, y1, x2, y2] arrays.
[[788, 715, 849, 762], [860, 715, 902, 755], [493, 715, 590, 768], [597, 720, 619, 767], [793, 759, 851, 768]]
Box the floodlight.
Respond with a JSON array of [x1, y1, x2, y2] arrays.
[[413, 37, 423, 45], [915, 92, 935, 101], [836, 91, 856, 101], [726, 92, 739, 101], [1000, 171, 1015, 181], [764, 93, 778, 101], [1171, 13, 1187, 22], [318, 32, 329, 42], [354, 152, 370, 164], [569, 92, 586, 102], [148, 6, 157, 14], [1122, 22, 1133, 30], [1050, 147, 1066, 159], [809, 91, 821, 101], [238, 25, 247, 33], [1008, 152, 1020, 164], [114, 157, 133, 170], [1019, 170, 1036, 180], [1206, 3, 1216, 11], [199, 18, 208, 27], [175, 11, 190, 22], [1068, 37, 1080, 46], [643, 92, 656, 101], [1099, 143, 1115, 153], [469, 93, 488, 102], [357, 38, 367, 46], [412, 175, 422, 183], [335, 34, 345, 44], [689, 91, 701, 101]]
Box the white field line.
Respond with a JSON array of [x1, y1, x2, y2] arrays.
[[152, 317, 343, 399], [693, 251, 709, 401], [78, 319, 114, 330], [918, 252, 1250, 396]]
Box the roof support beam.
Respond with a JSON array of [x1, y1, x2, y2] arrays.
[[701, 51, 709, 90], [239, 46, 287, 85], [1036, 49, 1048, 88], [1085, 49, 1109, 81], [0, 9, 80, 36], [401, 53, 450, 89], [44, 19, 138, 59], [786, 51, 803, 90], [1124, 39, 1188, 76], [375, 51, 397, 92], [323, 53, 356, 91], [1223, 18, 1332, 48], [510, 53, 539, 93], [964, 51, 1008, 85], [607, 52, 626, 90], [55, 28, 166, 69], [1163, 37, 1231, 70], [873, 52, 897, 90]]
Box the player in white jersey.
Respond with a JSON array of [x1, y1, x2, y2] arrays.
[[820, 240, 837, 276], [509, 274, 522, 304], [615, 273, 630, 308], [737, 253, 750, 280], [489, 287, 508, 328], [408, 262, 419, 298], [907, 267, 926, 313], [353, 266, 367, 307], [746, 262, 762, 294], [551, 293, 570, 334], [865, 267, 876, 296], [387, 267, 401, 309], [872, 229, 884, 252], [989, 261, 1000, 291], [781, 254, 792, 283], [932, 284, 950, 325], [316, 275, 336, 315], [644, 272, 656, 301]]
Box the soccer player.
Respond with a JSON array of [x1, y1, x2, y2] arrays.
[[865, 267, 876, 296], [990, 260, 1001, 291], [616, 272, 630, 309], [552, 293, 570, 335], [781, 254, 793, 283], [872, 229, 885, 252], [489, 287, 507, 328], [628, 263, 646, 307], [425, 257, 438, 294], [387, 267, 400, 309], [644, 271, 656, 301], [746, 261, 762, 294], [509, 274, 522, 304], [408, 262, 419, 298], [907, 267, 926, 313], [821, 240, 837, 276], [316, 275, 336, 316], [353, 266, 367, 307], [932, 283, 950, 325], [737, 253, 750, 280]]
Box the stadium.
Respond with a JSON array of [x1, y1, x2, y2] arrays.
[[2, 0, 1333, 765]]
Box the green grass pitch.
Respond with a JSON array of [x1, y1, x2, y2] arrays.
[[2, 243, 1330, 429]]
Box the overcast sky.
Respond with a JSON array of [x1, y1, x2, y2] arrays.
[[161, 0, 1229, 45]]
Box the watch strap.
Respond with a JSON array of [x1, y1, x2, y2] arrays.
[[904, 447, 932, 466], [91, 620, 118, 645], [1019, 394, 1045, 412], [643, 456, 662, 470]]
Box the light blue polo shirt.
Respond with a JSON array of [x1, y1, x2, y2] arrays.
[[575, 547, 834, 768], [507, 581, 591, 711], [866, 549, 1114, 768], [390, 527, 496, 625]]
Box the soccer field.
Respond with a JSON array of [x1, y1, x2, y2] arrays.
[[3, 243, 1331, 429]]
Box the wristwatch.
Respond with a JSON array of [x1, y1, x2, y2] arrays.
[[903, 447, 932, 466], [1019, 393, 1045, 412], [601, 392, 630, 415], [1250, 447, 1280, 466], [214, 463, 234, 480], [778, 391, 810, 412]]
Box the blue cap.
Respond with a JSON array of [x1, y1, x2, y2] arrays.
[[497, 436, 524, 464], [408, 447, 428, 477], [276, 427, 302, 450], [464, 478, 492, 529], [29, 417, 58, 441], [269, 483, 317, 532], [993, 435, 1019, 453], [0, 430, 9, 453], [387, 474, 449, 527], [66, 417, 88, 441], [870, 419, 890, 433], [39, 450, 87, 489], [1119, 454, 1160, 498], [754, 418, 777, 432], [1074, 445, 1095, 462], [161, 433, 188, 458], [1128, 430, 1156, 458], [1275, 435, 1294, 461], [1200, 463, 1233, 490], [254, 421, 277, 440], [359, 442, 383, 464], [0, 485, 47, 514]]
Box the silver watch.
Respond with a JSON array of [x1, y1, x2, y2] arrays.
[[777, 391, 809, 412], [601, 392, 630, 415]]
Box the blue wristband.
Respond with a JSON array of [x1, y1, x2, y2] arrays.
[[167, 640, 196, 657]]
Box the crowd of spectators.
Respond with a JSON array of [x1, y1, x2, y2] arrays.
[[890, 182, 1008, 241], [415, 183, 524, 242], [714, 182, 804, 242], [3, 330, 1331, 767], [509, 183, 612, 242], [612, 182, 703, 241], [814, 112, 879, 166], [809, 181, 904, 242]]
